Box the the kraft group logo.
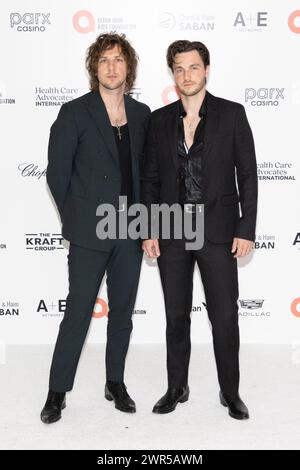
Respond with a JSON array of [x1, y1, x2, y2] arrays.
[[25, 233, 64, 251], [92, 298, 108, 318], [290, 298, 300, 318], [288, 10, 300, 33], [10, 12, 51, 32]]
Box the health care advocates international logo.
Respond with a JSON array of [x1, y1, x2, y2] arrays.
[[159, 12, 215, 31], [72, 10, 135, 33], [9, 12, 51, 32], [35, 87, 80, 107], [257, 162, 296, 181]]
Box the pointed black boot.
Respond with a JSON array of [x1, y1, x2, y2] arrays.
[[41, 390, 66, 424]]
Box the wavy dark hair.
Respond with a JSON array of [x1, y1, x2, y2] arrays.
[[167, 40, 210, 70], [86, 32, 138, 92]]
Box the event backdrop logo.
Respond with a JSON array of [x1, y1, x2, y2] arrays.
[[35, 87, 80, 107], [161, 85, 180, 105], [72, 10, 136, 33], [257, 162, 296, 181], [159, 12, 215, 31], [18, 163, 46, 180], [25, 233, 64, 251], [0, 80, 16, 105], [293, 233, 300, 248], [244, 88, 285, 107], [92, 298, 108, 318], [233, 11, 268, 32], [239, 299, 271, 317], [290, 298, 300, 318], [288, 10, 300, 33], [9, 12, 51, 32], [255, 234, 275, 250], [0, 301, 20, 316]]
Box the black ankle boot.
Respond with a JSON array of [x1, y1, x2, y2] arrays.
[[105, 381, 136, 413], [152, 386, 190, 414], [41, 390, 66, 424], [219, 391, 249, 420]]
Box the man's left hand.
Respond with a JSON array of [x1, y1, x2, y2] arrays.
[[231, 238, 254, 258]]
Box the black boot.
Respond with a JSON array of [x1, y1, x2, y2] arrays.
[[219, 391, 249, 420], [105, 381, 136, 413], [152, 386, 189, 414], [40, 390, 66, 424]]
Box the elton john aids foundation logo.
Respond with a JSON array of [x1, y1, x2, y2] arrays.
[[290, 298, 300, 318], [72, 10, 95, 33], [288, 11, 300, 33], [161, 85, 180, 105], [92, 298, 108, 318]]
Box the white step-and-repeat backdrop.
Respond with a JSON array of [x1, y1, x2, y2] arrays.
[[0, 1, 299, 347]]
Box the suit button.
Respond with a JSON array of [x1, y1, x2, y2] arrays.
[[176, 177, 179, 183]]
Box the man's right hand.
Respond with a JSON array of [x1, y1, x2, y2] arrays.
[[142, 239, 160, 258]]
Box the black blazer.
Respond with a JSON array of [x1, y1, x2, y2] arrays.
[[140, 91, 258, 244], [47, 90, 150, 251]]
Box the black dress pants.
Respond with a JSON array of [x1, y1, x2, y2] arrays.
[[49, 237, 143, 392], [157, 236, 240, 398]]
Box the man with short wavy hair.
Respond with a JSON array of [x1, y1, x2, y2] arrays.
[[141, 40, 257, 419], [41, 33, 150, 423]]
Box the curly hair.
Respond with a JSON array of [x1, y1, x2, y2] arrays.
[[86, 32, 138, 92], [167, 40, 210, 70]]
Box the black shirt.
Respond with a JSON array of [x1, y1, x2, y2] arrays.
[[112, 123, 133, 207], [178, 93, 207, 204]]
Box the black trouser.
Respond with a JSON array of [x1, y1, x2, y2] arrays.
[[157, 236, 240, 398], [49, 237, 143, 392]]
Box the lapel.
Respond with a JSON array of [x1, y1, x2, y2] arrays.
[[166, 91, 220, 172], [86, 90, 119, 168], [166, 101, 180, 173], [124, 94, 139, 179], [203, 91, 220, 167], [86, 91, 140, 178]]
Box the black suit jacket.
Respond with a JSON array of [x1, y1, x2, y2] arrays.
[[140, 91, 258, 244], [47, 90, 150, 251]]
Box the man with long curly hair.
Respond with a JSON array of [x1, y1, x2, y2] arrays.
[[41, 33, 150, 423]]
